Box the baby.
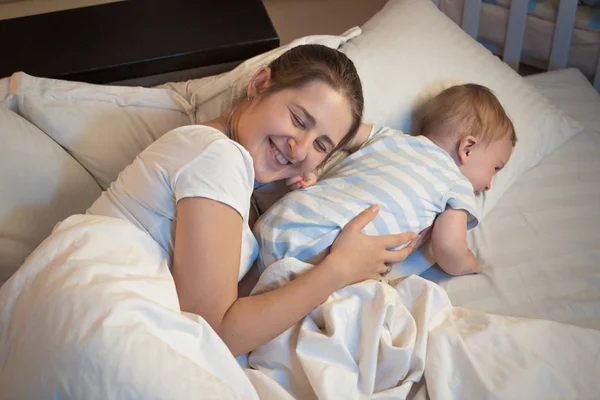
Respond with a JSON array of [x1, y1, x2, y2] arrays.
[[255, 84, 516, 277]]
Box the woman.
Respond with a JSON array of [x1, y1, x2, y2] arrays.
[[88, 44, 418, 356]]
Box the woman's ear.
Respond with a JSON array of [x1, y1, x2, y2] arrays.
[[457, 135, 477, 165], [247, 67, 272, 99]]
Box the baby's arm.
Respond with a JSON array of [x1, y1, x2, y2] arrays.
[[431, 208, 481, 276]]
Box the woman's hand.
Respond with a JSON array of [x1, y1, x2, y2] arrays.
[[326, 205, 419, 287], [285, 172, 318, 191]]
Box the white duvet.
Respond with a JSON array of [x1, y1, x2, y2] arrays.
[[1, 215, 599, 399]]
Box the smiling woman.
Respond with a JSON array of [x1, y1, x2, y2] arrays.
[[219, 44, 363, 184], [87, 44, 419, 356], [233, 80, 353, 183]]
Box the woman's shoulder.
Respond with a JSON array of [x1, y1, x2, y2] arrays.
[[160, 124, 229, 148], [170, 125, 256, 210], [149, 124, 250, 162]]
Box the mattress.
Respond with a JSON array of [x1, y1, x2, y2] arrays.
[[423, 68, 600, 330], [441, 0, 600, 77]]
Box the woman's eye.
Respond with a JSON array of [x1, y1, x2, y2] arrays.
[[291, 113, 306, 129], [314, 139, 327, 153]]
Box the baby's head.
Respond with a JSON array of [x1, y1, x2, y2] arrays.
[[420, 83, 516, 194]]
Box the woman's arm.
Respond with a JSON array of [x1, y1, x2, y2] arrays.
[[431, 208, 481, 276], [174, 199, 417, 356], [237, 263, 259, 298]]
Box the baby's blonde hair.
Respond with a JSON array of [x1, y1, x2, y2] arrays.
[[420, 84, 516, 147]]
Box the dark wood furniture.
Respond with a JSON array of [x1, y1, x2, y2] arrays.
[[0, 0, 279, 84]]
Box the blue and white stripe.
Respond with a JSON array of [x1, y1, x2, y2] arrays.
[[254, 127, 479, 271]]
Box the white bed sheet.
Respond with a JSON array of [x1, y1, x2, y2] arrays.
[[440, 0, 600, 77], [423, 68, 600, 330]]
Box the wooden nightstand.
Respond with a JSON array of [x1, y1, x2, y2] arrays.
[[0, 0, 279, 84]]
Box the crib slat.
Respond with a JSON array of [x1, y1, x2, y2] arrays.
[[549, 0, 577, 70], [461, 0, 482, 39], [503, 0, 529, 71]]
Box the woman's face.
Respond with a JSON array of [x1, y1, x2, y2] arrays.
[[236, 79, 354, 184]]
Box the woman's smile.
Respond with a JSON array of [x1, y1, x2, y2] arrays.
[[268, 138, 291, 168]]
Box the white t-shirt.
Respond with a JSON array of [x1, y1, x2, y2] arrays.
[[87, 125, 258, 281]]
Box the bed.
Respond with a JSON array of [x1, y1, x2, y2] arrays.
[[1, 0, 599, 398]]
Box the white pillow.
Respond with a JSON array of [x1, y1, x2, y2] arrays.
[[3, 30, 362, 191], [160, 28, 362, 123], [5, 72, 196, 189], [339, 0, 583, 218], [0, 106, 102, 284], [0, 77, 8, 102]]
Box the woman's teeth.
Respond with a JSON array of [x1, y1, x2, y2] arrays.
[[271, 141, 289, 165]]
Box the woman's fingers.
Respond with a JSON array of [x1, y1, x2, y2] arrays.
[[285, 176, 303, 186], [379, 232, 419, 249], [384, 247, 414, 264], [303, 173, 318, 186], [344, 204, 379, 232]]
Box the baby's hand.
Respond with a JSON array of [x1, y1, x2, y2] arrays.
[[285, 172, 318, 191]]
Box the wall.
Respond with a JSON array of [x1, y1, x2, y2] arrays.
[[0, 0, 120, 20], [262, 0, 387, 44]]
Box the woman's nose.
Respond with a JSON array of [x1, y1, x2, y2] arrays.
[[288, 134, 311, 163]]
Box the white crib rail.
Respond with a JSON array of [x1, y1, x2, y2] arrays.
[[549, 0, 577, 71], [435, 0, 600, 90], [461, 0, 482, 39], [503, 0, 530, 71]]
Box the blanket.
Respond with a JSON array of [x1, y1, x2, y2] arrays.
[[248, 259, 600, 399], [0, 215, 256, 399], [1, 215, 599, 399]]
